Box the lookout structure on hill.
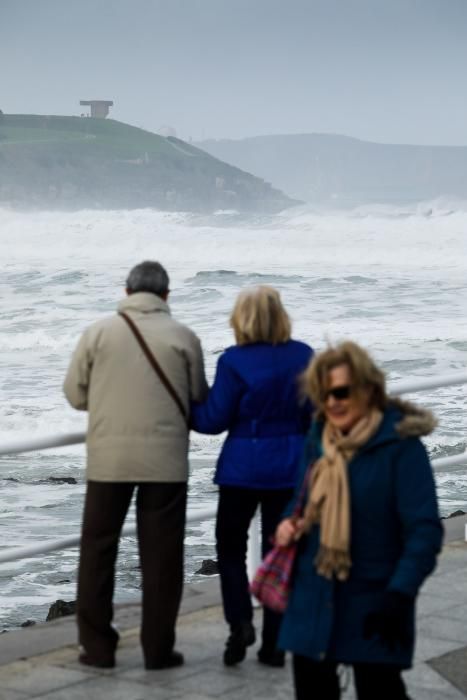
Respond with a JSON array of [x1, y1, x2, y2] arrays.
[[79, 100, 113, 118]]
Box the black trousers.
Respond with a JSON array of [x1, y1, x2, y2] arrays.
[[293, 655, 411, 700], [216, 485, 294, 651], [77, 480, 187, 666]]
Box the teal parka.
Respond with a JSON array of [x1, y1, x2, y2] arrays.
[[279, 400, 443, 668]]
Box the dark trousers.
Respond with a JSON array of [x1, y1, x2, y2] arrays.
[[216, 485, 294, 651], [77, 480, 187, 666], [293, 655, 411, 700]]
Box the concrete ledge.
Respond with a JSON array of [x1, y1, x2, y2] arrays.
[[443, 513, 467, 544], [0, 577, 221, 668]]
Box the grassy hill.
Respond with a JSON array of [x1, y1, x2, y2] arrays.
[[197, 133, 467, 205], [0, 115, 294, 212]]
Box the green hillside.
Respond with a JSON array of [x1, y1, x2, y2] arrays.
[[0, 115, 294, 212]]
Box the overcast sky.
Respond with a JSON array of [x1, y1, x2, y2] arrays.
[[1, 0, 466, 145]]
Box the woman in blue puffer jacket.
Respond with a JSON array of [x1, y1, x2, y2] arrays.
[[191, 286, 314, 668]]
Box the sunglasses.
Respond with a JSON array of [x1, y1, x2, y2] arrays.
[[324, 385, 353, 401]]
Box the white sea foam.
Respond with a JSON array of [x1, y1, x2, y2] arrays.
[[0, 202, 466, 627]]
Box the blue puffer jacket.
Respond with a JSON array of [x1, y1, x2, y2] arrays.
[[279, 400, 443, 668], [191, 340, 314, 489]]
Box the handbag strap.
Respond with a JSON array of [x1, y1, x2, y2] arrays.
[[292, 450, 318, 517], [291, 436, 322, 517], [118, 311, 189, 427]]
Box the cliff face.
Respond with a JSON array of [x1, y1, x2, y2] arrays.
[[197, 133, 467, 205], [0, 116, 294, 212]]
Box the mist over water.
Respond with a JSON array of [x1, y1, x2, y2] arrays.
[[0, 202, 466, 628]]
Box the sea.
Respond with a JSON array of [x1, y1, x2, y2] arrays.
[[0, 201, 466, 630]]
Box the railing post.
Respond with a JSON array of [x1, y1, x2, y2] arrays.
[[247, 510, 262, 606]]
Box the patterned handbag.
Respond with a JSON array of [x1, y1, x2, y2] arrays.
[[250, 539, 298, 612], [250, 463, 312, 613]]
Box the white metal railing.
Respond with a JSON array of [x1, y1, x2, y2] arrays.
[[390, 370, 467, 396], [0, 505, 218, 565], [1, 370, 466, 460], [0, 432, 86, 457], [0, 369, 465, 568]]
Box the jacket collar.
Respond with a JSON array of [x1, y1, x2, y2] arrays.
[[117, 292, 171, 315], [312, 399, 435, 455], [361, 399, 436, 453]]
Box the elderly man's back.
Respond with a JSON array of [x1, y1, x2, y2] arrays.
[[64, 261, 207, 671], [64, 290, 206, 482]]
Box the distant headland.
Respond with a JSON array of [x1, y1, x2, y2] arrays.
[[198, 133, 467, 206], [0, 114, 295, 213]]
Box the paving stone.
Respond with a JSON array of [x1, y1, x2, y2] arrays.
[[0, 691, 30, 700], [417, 593, 462, 617], [431, 579, 467, 601], [165, 696, 216, 700], [430, 549, 467, 568], [163, 667, 246, 697], [62, 650, 142, 674], [35, 676, 180, 700], [404, 686, 466, 700], [404, 662, 465, 695], [415, 636, 462, 663], [0, 663, 90, 696], [119, 663, 206, 685], [429, 646, 467, 697], [431, 604, 467, 623], [417, 616, 467, 645], [223, 680, 295, 700], [47, 637, 143, 675], [235, 657, 291, 683], [431, 561, 467, 579]]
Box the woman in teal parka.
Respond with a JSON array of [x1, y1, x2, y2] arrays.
[[275, 341, 443, 700]]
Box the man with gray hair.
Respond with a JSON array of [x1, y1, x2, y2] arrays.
[[64, 261, 208, 670]]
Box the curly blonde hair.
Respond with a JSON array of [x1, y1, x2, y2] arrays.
[[230, 286, 291, 346], [304, 341, 387, 419]]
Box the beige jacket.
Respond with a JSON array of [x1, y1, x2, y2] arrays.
[[64, 292, 208, 482]]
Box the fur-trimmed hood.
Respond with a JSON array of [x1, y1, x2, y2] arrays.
[[389, 397, 437, 438]]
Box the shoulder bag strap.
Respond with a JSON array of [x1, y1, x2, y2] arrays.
[[292, 436, 321, 517], [292, 461, 313, 517], [118, 311, 189, 427]]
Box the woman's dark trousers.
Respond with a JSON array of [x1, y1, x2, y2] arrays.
[[293, 654, 411, 700], [77, 480, 187, 667], [216, 485, 294, 652]]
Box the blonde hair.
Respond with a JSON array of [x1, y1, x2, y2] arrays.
[[303, 341, 387, 419], [230, 286, 292, 346]]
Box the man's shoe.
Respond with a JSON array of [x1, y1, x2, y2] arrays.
[[145, 650, 184, 670], [223, 621, 256, 666], [257, 647, 285, 668], [79, 653, 115, 669]]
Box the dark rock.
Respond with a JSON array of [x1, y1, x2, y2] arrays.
[[195, 559, 219, 576], [21, 619, 36, 627], [3, 477, 19, 482], [44, 477, 78, 485], [56, 579, 71, 584], [46, 599, 76, 621], [442, 509, 466, 520]]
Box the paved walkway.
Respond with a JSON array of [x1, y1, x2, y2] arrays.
[[0, 515, 466, 700]]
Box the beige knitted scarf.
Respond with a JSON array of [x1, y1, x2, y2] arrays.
[[299, 409, 383, 581]]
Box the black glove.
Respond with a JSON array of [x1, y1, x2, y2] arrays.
[[363, 591, 413, 651]]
